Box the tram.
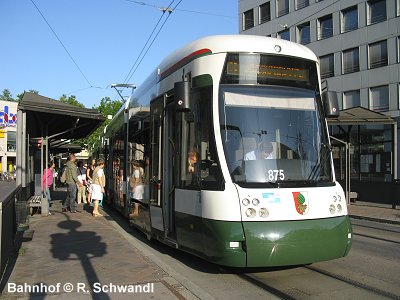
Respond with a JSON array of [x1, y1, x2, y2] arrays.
[[101, 35, 352, 267]]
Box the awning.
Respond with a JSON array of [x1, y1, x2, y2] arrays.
[[19, 92, 105, 139], [327, 106, 395, 125]]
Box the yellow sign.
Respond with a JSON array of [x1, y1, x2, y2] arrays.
[[0, 130, 4, 138]]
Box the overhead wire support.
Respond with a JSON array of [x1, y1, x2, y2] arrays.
[[121, 0, 176, 84], [125, 0, 184, 84], [29, 0, 93, 87]]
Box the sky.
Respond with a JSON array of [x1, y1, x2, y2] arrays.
[[0, 0, 238, 108]]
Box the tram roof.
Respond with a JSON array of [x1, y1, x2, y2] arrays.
[[327, 106, 395, 125], [19, 92, 105, 139], [158, 35, 319, 73]]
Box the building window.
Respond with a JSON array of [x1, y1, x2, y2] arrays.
[[398, 36, 400, 63], [320, 54, 334, 78], [278, 29, 290, 41], [397, 0, 400, 16], [367, 0, 386, 25], [259, 2, 271, 24], [296, 0, 309, 10], [343, 90, 360, 109], [243, 9, 254, 30], [297, 22, 310, 44], [341, 6, 358, 33], [318, 14, 333, 40], [342, 47, 359, 74], [370, 85, 389, 111], [7, 131, 16, 152], [369, 40, 388, 69], [277, 0, 289, 17]]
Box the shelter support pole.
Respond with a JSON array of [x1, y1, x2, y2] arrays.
[[330, 136, 350, 204], [16, 110, 26, 188], [393, 122, 398, 209]]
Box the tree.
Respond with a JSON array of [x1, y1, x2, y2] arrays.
[[59, 94, 86, 108], [0, 89, 15, 101], [16, 90, 39, 102], [84, 97, 125, 151]]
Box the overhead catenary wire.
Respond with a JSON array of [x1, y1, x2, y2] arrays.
[[29, 0, 93, 87], [122, 0, 176, 84], [125, 0, 184, 84], [123, 0, 236, 19]]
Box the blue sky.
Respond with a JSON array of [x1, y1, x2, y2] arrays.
[[0, 0, 238, 108]]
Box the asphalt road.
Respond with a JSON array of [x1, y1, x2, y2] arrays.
[[106, 210, 400, 300]]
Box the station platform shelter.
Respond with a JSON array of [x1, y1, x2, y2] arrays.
[[328, 106, 398, 208], [16, 92, 105, 214]]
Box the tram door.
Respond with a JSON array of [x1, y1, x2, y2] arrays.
[[163, 99, 177, 240], [149, 95, 177, 240]]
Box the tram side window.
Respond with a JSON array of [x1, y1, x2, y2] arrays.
[[112, 130, 125, 207], [180, 86, 224, 190], [127, 117, 150, 201]]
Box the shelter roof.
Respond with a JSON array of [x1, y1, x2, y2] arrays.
[[19, 92, 105, 139], [327, 106, 395, 125]]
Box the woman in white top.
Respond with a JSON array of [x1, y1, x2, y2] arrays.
[[91, 159, 105, 217], [129, 160, 144, 217]]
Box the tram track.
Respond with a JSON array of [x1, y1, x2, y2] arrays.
[[351, 222, 400, 245], [352, 232, 400, 244], [234, 263, 400, 300], [304, 265, 400, 300]]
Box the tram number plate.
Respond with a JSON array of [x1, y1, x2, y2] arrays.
[[266, 169, 285, 181]]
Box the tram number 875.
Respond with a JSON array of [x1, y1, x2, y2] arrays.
[[266, 169, 285, 181]]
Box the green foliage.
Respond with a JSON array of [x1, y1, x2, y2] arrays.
[[59, 94, 86, 108], [0, 89, 40, 102], [17, 90, 39, 102], [0, 89, 16, 101], [85, 97, 125, 151]]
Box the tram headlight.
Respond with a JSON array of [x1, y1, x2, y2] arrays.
[[242, 198, 250, 206], [259, 207, 269, 218], [245, 208, 257, 218], [333, 196, 337, 202], [337, 195, 341, 201], [329, 204, 336, 214], [337, 204, 342, 213], [252, 198, 260, 206]]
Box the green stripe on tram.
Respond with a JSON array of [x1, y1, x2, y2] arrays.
[[175, 212, 352, 267]]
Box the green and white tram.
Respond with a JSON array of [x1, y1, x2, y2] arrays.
[[103, 35, 352, 267]]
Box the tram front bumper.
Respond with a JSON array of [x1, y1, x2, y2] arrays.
[[242, 216, 352, 267]]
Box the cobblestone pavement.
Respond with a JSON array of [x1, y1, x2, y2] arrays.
[[2, 196, 193, 300]]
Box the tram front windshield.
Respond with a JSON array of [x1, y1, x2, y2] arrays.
[[220, 86, 332, 186]]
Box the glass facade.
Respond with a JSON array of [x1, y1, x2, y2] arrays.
[[370, 85, 389, 112], [259, 2, 271, 24], [277, 0, 289, 17], [368, 0, 387, 24], [318, 14, 333, 40], [296, 0, 309, 10], [320, 54, 335, 78], [342, 47, 359, 74], [243, 9, 254, 30], [278, 29, 290, 41], [341, 6, 358, 32], [369, 40, 388, 69], [331, 124, 393, 182], [297, 22, 311, 45], [7, 131, 16, 152]]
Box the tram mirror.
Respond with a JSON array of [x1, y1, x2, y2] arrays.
[[322, 91, 339, 118], [174, 81, 191, 112]]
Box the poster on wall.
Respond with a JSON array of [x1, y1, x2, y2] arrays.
[[0, 102, 18, 129]]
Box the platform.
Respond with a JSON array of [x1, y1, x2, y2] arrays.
[[0, 188, 194, 299]]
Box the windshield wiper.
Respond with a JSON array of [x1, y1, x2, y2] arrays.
[[306, 143, 332, 182]]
